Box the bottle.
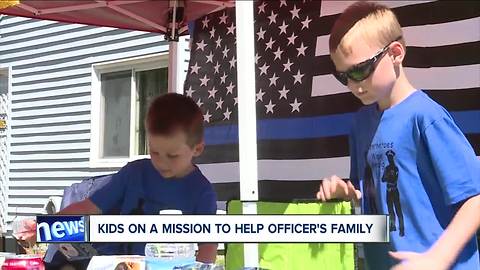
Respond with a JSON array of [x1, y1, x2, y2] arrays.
[[145, 210, 196, 270]]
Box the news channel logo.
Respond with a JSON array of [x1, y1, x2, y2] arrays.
[[36, 215, 88, 243]]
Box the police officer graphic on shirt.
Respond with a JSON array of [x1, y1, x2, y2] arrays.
[[382, 150, 405, 237]]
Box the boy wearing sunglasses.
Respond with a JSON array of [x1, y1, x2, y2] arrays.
[[316, 2, 480, 270]]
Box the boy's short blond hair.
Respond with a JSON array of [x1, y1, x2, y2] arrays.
[[329, 2, 405, 56]]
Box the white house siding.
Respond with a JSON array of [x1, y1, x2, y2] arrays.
[[0, 15, 189, 225]]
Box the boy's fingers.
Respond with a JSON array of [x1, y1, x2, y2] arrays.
[[331, 175, 343, 182], [333, 176, 344, 195], [316, 190, 326, 202], [317, 179, 328, 201], [19, 231, 36, 241], [342, 180, 350, 198], [322, 179, 331, 200], [319, 176, 352, 201], [346, 181, 362, 201], [391, 264, 407, 270], [316, 183, 324, 201], [389, 251, 419, 261], [355, 189, 362, 200], [344, 181, 353, 199]]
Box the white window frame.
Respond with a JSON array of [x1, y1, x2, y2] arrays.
[[90, 53, 169, 168]]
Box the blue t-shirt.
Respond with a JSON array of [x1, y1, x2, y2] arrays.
[[89, 159, 217, 255], [350, 90, 480, 270]]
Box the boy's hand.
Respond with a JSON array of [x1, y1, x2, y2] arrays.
[[316, 175, 361, 202], [13, 219, 37, 247], [390, 251, 450, 270]]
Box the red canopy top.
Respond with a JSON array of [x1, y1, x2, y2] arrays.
[[0, 0, 234, 36]]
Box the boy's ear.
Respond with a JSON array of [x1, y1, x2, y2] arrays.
[[390, 42, 405, 65], [192, 141, 205, 157]]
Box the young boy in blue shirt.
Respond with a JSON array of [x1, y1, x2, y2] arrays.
[[27, 93, 218, 263], [316, 2, 480, 270]]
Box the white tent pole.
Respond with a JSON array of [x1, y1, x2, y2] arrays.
[[235, 0, 259, 268], [167, 0, 183, 94], [170, 0, 177, 41], [168, 41, 179, 93]]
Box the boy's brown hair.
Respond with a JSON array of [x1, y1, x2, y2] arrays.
[[329, 2, 405, 56], [146, 93, 204, 147]]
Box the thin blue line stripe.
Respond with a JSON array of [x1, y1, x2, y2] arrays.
[[204, 110, 480, 145]]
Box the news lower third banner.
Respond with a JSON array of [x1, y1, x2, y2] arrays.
[[37, 215, 388, 243]]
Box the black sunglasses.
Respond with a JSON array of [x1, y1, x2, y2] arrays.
[[333, 36, 402, 86]]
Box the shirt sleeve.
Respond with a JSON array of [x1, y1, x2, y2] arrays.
[[89, 164, 131, 213], [423, 117, 480, 205], [194, 185, 217, 215]]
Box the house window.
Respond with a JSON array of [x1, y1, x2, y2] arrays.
[[0, 72, 7, 93], [0, 69, 8, 131], [91, 54, 169, 166], [101, 70, 131, 158], [135, 68, 168, 155]]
